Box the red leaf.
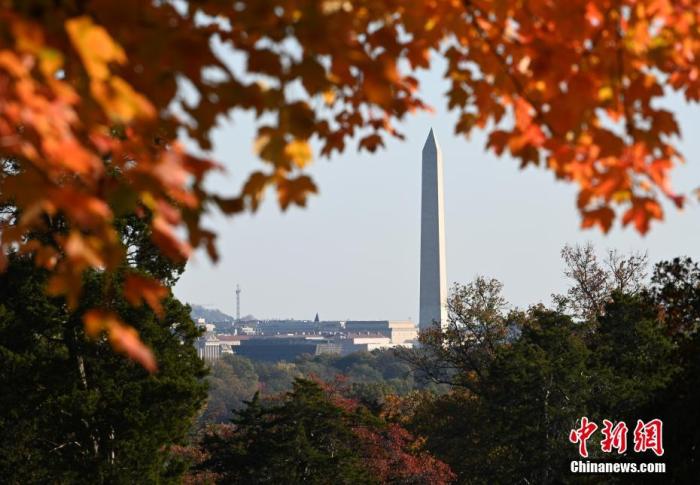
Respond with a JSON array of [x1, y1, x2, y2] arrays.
[[358, 134, 384, 152], [622, 198, 663, 234], [581, 207, 615, 232]]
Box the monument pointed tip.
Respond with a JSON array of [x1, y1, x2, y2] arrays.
[[423, 127, 439, 152]]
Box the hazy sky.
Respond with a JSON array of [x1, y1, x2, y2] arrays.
[[174, 56, 700, 321]]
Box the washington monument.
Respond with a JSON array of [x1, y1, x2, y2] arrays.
[[419, 129, 447, 332]]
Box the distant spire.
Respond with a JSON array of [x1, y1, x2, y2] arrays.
[[235, 284, 241, 322], [314, 312, 320, 322]]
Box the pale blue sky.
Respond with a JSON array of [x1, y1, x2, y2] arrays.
[[174, 57, 700, 321]]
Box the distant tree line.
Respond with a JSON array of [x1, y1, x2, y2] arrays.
[[199, 349, 445, 426]]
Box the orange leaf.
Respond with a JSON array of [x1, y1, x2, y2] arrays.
[[151, 216, 191, 262], [83, 310, 157, 372], [514, 98, 532, 130], [364, 72, 393, 106], [62, 231, 105, 268], [108, 320, 157, 373], [622, 198, 663, 234], [83, 309, 115, 338], [124, 274, 168, 317]]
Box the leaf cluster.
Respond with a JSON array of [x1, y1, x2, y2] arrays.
[[3, 0, 699, 367]]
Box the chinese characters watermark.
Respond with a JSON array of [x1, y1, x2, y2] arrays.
[[569, 417, 664, 457]]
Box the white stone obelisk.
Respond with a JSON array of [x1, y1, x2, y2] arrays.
[[419, 128, 447, 332]]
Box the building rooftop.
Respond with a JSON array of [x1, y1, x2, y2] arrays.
[[217, 335, 251, 342], [346, 333, 390, 339]]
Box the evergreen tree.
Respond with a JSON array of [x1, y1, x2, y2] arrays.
[[203, 379, 373, 484], [647, 258, 700, 481], [412, 309, 591, 484], [590, 292, 677, 421], [0, 218, 207, 484], [484, 310, 592, 483]]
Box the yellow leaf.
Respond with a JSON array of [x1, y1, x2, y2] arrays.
[[90, 76, 156, 122], [66, 16, 154, 122], [598, 86, 614, 101], [38, 48, 64, 78], [323, 90, 336, 105], [65, 16, 126, 81], [284, 139, 313, 168], [140, 191, 157, 211], [612, 190, 631, 203], [253, 134, 271, 155]]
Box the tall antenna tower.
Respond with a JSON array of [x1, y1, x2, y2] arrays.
[[235, 284, 241, 322]]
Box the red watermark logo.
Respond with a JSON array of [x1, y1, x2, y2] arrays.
[[601, 419, 628, 454], [569, 417, 664, 457]]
